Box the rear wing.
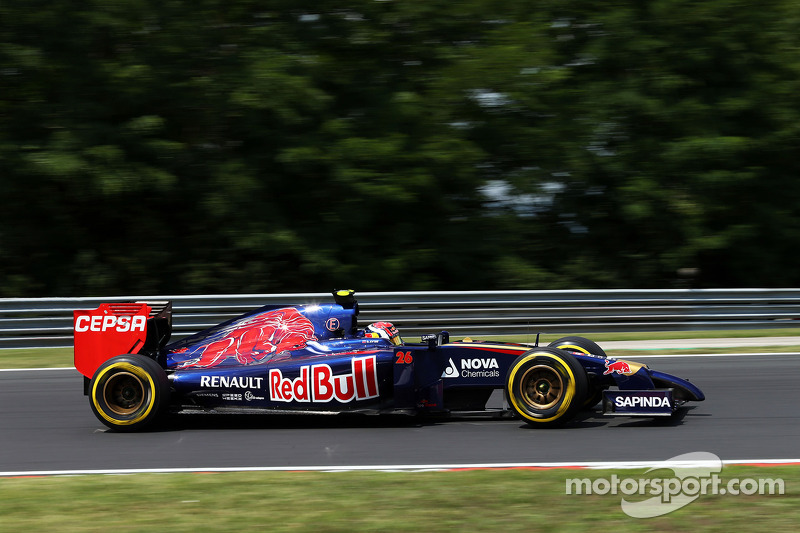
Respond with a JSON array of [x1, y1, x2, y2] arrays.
[[74, 301, 172, 378]]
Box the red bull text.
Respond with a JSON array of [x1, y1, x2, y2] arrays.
[[269, 355, 379, 403]]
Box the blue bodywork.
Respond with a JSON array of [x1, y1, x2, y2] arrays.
[[156, 296, 704, 417]]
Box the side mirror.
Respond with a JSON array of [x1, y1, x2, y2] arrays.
[[422, 331, 450, 350]]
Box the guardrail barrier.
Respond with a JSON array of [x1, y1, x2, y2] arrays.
[[2, 289, 799, 349]]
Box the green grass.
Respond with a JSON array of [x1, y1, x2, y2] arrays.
[[0, 466, 796, 532], [0, 347, 73, 369]]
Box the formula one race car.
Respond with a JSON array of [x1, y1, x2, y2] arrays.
[[73, 290, 704, 431]]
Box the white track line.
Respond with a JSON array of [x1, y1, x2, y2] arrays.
[[1, 459, 799, 477]]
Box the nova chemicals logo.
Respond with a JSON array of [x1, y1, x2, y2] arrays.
[[442, 359, 459, 378], [461, 357, 500, 378], [442, 358, 500, 379]]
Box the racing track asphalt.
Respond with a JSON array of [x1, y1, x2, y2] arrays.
[[1, 352, 799, 473]]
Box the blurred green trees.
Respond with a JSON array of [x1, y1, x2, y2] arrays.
[[1, 0, 799, 296]]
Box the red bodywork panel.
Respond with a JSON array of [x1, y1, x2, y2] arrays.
[[73, 303, 151, 378]]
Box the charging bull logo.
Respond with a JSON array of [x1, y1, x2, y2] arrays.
[[604, 359, 632, 375], [176, 307, 317, 369]]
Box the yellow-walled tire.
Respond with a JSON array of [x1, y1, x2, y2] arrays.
[[548, 336, 607, 410], [89, 355, 170, 432], [505, 348, 588, 428], [548, 336, 606, 358]]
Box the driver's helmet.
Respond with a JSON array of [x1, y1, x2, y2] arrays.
[[365, 322, 402, 345]]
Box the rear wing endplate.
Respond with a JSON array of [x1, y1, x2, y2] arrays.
[[73, 301, 172, 378]]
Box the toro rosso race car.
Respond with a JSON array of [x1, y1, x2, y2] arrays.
[[73, 290, 704, 431]]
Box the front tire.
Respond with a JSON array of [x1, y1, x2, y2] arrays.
[[505, 348, 587, 428], [548, 336, 606, 358], [548, 336, 607, 409], [89, 355, 170, 432]]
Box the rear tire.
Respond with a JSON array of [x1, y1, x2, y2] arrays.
[[89, 355, 170, 432], [505, 348, 588, 428]]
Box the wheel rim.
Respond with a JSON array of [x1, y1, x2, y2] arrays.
[[519, 365, 563, 410], [102, 372, 146, 415]]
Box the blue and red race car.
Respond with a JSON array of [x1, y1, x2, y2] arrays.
[[73, 290, 704, 431]]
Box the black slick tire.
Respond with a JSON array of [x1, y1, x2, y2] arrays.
[[89, 355, 170, 432]]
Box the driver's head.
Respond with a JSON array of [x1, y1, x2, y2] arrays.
[[365, 322, 402, 345]]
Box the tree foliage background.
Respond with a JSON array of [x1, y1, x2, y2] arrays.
[[2, 0, 799, 296]]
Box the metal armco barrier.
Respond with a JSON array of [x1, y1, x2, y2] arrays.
[[2, 289, 800, 349]]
